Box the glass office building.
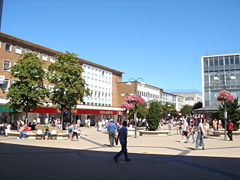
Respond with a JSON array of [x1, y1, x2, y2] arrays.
[[201, 54, 240, 107]]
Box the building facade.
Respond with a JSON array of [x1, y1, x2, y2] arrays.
[[173, 91, 202, 106], [117, 81, 183, 111], [201, 53, 240, 107], [0, 32, 124, 124]]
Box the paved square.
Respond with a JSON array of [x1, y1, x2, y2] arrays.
[[0, 127, 240, 180]]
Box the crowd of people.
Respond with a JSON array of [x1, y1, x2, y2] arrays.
[[0, 115, 237, 163]]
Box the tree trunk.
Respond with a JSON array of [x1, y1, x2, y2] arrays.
[[69, 107, 72, 123], [25, 111, 28, 125]]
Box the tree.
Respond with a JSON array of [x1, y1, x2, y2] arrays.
[[47, 52, 90, 125], [161, 103, 177, 118], [180, 105, 193, 116], [218, 98, 240, 130], [7, 53, 47, 121], [146, 101, 162, 131], [127, 103, 147, 120], [192, 101, 203, 110]]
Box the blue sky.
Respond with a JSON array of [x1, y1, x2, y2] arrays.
[[2, 0, 240, 92]]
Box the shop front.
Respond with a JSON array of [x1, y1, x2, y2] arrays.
[[29, 106, 124, 125]]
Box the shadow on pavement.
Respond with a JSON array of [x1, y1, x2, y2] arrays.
[[0, 142, 239, 180]]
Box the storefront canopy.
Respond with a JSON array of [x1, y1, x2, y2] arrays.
[[0, 104, 15, 112], [193, 104, 219, 113]]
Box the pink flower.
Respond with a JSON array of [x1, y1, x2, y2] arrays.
[[125, 96, 145, 104], [120, 102, 134, 109], [217, 90, 235, 102]]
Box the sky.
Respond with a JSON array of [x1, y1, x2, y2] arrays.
[[2, 0, 240, 92]]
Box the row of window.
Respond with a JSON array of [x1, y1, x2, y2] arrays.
[[84, 76, 112, 84], [204, 55, 240, 67], [137, 91, 160, 99], [89, 91, 112, 98], [83, 72, 112, 81], [83, 64, 112, 76], [85, 102, 111, 107], [185, 97, 194, 101], [1, 41, 55, 62]]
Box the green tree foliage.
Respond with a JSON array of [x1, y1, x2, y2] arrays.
[[218, 98, 240, 130], [192, 101, 203, 110], [7, 53, 47, 120], [146, 101, 162, 131], [161, 103, 177, 118], [47, 52, 90, 123], [128, 103, 148, 119], [180, 105, 193, 116]]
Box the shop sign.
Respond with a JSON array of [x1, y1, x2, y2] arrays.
[[100, 111, 113, 115]]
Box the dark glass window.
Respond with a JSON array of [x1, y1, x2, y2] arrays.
[[225, 56, 229, 65], [209, 57, 214, 66], [219, 56, 223, 65], [230, 56, 234, 64], [214, 57, 218, 66], [3, 79, 9, 91], [235, 55, 239, 64], [5, 43, 11, 51], [204, 58, 208, 67], [3, 61, 10, 71]]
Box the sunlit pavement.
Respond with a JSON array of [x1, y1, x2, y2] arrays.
[[0, 127, 240, 180]]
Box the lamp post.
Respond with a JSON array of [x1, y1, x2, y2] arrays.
[[127, 78, 145, 138], [214, 73, 236, 140]]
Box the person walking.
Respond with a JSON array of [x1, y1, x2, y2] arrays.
[[227, 120, 234, 141], [113, 121, 130, 163], [107, 119, 117, 147], [195, 119, 205, 150]]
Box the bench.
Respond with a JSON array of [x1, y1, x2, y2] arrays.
[[139, 130, 169, 136], [6, 131, 70, 139]]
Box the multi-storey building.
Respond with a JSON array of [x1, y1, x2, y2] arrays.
[[172, 90, 202, 106], [0, 32, 124, 124], [201, 53, 240, 107], [117, 81, 183, 111]]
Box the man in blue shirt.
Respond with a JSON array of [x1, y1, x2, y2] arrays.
[[107, 119, 117, 147], [113, 121, 130, 163]]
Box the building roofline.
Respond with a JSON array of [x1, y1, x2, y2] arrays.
[[202, 53, 240, 58], [118, 81, 163, 91], [0, 32, 124, 76]]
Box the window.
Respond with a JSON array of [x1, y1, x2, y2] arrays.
[[3, 79, 9, 92], [5, 43, 12, 51], [42, 54, 48, 61], [225, 56, 229, 65], [235, 55, 239, 64], [230, 56, 234, 64], [15, 46, 22, 54], [209, 57, 214, 66], [185, 97, 194, 101], [204, 58, 208, 67], [34, 51, 40, 58], [25, 49, 31, 53], [219, 56, 224, 65], [12, 80, 19, 84], [214, 57, 218, 66], [3, 61, 11, 71], [49, 56, 55, 63]]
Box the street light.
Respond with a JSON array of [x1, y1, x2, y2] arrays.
[[214, 72, 236, 140], [127, 78, 145, 138]]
